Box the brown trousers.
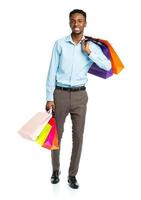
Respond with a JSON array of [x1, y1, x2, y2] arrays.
[[52, 88, 88, 176]]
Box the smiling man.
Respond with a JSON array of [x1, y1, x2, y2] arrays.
[[45, 9, 111, 189]]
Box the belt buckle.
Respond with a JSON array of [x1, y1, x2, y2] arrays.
[[71, 87, 76, 91]]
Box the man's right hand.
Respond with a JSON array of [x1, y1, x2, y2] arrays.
[[45, 101, 55, 112]]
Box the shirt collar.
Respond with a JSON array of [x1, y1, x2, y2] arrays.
[[65, 34, 85, 45]]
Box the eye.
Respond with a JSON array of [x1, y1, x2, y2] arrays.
[[78, 20, 83, 23]]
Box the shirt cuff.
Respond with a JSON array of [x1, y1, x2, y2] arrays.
[[46, 93, 54, 101], [88, 51, 112, 71], [88, 51, 96, 61]]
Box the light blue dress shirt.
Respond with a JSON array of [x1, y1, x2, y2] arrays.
[[46, 35, 111, 101]]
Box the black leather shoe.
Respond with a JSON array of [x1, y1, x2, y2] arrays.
[[51, 170, 60, 184], [68, 176, 79, 189]]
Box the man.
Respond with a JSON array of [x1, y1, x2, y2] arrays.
[[45, 9, 111, 189]]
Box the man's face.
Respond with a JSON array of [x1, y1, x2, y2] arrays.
[[69, 13, 87, 35]]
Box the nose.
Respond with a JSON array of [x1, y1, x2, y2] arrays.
[[74, 21, 78, 26]]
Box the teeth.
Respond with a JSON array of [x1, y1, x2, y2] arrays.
[[74, 28, 80, 31]]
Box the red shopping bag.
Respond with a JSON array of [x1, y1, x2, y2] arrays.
[[42, 117, 59, 150], [36, 116, 59, 150]]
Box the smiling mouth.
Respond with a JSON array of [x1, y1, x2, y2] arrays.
[[73, 27, 80, 31]]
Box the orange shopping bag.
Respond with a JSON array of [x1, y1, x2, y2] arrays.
[[98, 38, 124, 74]]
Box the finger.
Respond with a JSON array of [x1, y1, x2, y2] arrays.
[[86, 41, 89, 47], [46, 106, 50, 111], [82, 42, 86, 50], [82, 39, 86, 46], [46, 104, 51, 111], [52, 104, 55, 111], [52, 108, 55, 117]]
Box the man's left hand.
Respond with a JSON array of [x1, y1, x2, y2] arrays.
[[82, 40, 91, 55]]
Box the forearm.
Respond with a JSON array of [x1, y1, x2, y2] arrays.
[[46, 63, 57, 101], [88, 51, 112, 71]]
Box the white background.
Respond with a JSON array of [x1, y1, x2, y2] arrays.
[[0, 0, 141, 199]]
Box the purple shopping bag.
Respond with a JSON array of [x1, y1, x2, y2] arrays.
[[88, 63, 113, 79], [85, 36, 113, 79]]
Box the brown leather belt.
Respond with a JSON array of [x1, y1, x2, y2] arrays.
[[56, 86, 86, 91]]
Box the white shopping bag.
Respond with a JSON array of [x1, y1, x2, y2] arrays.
[[18, 110, 52, 140]]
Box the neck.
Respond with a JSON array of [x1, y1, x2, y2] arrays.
[[71, 32, 84, 44]]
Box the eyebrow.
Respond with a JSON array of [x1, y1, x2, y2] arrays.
[[70, 18, 84, 21]]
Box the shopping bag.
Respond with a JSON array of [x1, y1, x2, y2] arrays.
[[43, 121, 56, 147], [98, 39, 124, 74], [42, 117, 59, 150], [85, 36, 113, 79], [86, 36, 124, 78], [36, 115, 59, 150], [88, 63, 113, 79], [18, 111, 52, 140], [18, 109, 59, 150]]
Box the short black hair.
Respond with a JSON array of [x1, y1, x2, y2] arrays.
[[69, 9, 86, 20]]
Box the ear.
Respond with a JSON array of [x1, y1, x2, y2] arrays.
[[84, 21, 87, 27]]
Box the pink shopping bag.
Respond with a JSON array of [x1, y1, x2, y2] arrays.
[[18, 111, 52, 140]]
